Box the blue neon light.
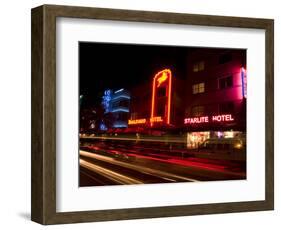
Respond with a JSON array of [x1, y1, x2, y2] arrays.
[[102, 90, 112, 113], [100, 122, 107, 131], [111, 108, 129, 113], [113, 121, 128, 128], [114, 88, 124, 93], [113, 124, 128, 128], [112, 95, 131, 100]]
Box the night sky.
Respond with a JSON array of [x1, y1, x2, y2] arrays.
[[79, 42, 190, 108]]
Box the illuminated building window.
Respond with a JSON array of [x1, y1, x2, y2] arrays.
[[191, 105, 205, 117], [193, 61, 205, 72], [186, 132, 210, 149], [192, 82, 205, 94], [219, 75, 233, 89], [219, 53, 232, 64]]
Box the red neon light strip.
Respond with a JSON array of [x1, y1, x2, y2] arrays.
[[151, 76, 156, 126], [167, 70, 172, 124]]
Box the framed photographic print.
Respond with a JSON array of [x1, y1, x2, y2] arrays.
[[31, 4, 274, 225]]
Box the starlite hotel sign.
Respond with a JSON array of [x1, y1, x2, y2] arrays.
[[184, 114, 234, 125]]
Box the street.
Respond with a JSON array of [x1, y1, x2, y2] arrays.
[[79, 138, 246, 186]]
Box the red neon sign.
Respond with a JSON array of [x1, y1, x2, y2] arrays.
[[151, 69, 172, 125], [151, 77, 156, 124], [184, 114, 234, 125], [157, 72, 168, 87]]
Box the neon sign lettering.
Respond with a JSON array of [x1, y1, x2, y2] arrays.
[[128, 116, 164, 125], [212, 114, 234, 122], [128, 119, 146, 125], [184, 116, 209, 124], [184, 114, 234, 125], [150, 116, 163, 123]]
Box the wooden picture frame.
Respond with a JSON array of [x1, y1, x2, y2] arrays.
[[31, 4, 274, 225]]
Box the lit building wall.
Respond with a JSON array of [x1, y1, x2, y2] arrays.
[[185, 48, 246, 132]]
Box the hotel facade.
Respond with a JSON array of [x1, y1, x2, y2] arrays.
[[183, 48, 246, 148], [97, 48, 246, 149], [126, 48, 246, 147]]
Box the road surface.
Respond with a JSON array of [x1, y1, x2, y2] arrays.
[[79, 141, 246, 186]]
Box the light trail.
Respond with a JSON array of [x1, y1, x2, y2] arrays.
[[80, 150, 199, 182], [80, 159, 143, 185], [80, 169, 107, 185], [81, 136, 186, 144]]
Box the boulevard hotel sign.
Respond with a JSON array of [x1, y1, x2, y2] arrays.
[[184, 114, 234, 125], [128, 116, 163, 125]]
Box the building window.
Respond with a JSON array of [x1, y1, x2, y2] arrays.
[[219, 102, 234, 113], [193, 61, 205, 72], [219, 53, 232, 64], [191, 105, 205, 116], [219, 76, 233, 89], [193, 83, 205, 94]]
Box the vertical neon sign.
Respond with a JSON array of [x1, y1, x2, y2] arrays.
[[241, 67, 247, 98], [151, 69, 172, 125], [102, 90, 112, 113], [167, 69, 172, 124]]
